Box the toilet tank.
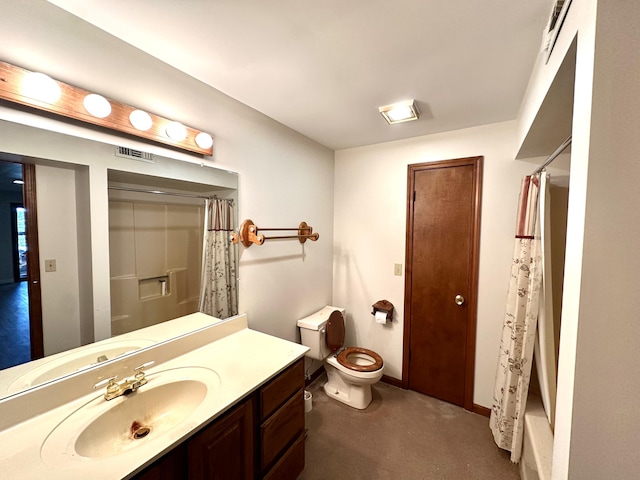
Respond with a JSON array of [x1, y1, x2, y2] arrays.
[[297, 306, 346, 361]]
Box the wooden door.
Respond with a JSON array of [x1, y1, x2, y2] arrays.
[[403, 157, 482, 409]]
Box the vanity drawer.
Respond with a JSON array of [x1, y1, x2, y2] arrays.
[[262, 432, 305, 480], [260, 359, 304, 421], [260, 388, 304, 472]]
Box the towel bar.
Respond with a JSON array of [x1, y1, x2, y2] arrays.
[[231, 219, 319, 247]]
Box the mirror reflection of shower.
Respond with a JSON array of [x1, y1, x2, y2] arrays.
[[108, 171, 238, 335]]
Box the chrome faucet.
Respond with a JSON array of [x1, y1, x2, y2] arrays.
[[94, 361, 155, 401]]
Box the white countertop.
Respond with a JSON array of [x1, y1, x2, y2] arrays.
[[0, 312, 224, 398], [0, 319, 308, 479]]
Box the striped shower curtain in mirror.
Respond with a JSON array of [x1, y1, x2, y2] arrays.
[[490, 174, 543, 463], [199, 198, 238, 319]]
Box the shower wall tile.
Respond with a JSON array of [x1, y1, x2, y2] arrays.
[[108, 201, 136, 278]]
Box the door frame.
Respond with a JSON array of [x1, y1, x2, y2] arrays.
[[23, 163, 44, 360], [402, 156, 483, 411]]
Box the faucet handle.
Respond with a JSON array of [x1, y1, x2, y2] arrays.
[[93, 375, 118, 390], [133, 361, 155, 385], [134, 361, 155, 373]]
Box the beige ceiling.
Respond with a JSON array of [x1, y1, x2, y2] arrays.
[[48, 0, 553, 151]]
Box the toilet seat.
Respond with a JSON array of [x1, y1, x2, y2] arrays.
[[325, 310, 345, 353], [337, 347, 384, 372], [324, 309, 384, 374]]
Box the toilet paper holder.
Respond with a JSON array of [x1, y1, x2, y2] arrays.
[[371, 300, 394, 322]]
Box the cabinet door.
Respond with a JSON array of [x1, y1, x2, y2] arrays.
[[188, 397, 254, 480], [131, 444, 187, 480]]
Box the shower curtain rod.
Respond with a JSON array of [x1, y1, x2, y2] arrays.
[[108, 185, 224, 201], [532, 135, 572, 175]]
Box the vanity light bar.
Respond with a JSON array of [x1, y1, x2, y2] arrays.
[[0, 61, 213, 156]]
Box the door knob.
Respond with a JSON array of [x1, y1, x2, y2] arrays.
[[455, 294, 465, 306]]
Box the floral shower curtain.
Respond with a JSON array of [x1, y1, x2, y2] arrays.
[[490, 174, 543, 463], [199, 197, 238, 319]]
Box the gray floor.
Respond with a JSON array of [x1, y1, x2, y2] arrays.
[[299, 374, 519, 480]]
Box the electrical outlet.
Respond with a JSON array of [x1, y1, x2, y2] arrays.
[[394, 263, 402, 276], [44, 259, 56, 272]]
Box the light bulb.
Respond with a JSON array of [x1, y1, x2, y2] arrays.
[[195, 132, 213, 149], [21, 72, 61, 103], [83, 94, 111, 118], [166, 121, 187, 141], [129, 110, 153, 131]]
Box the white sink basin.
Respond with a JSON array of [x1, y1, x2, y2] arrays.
[[8, 340, 155, 393], [41, 367, 221, 465]]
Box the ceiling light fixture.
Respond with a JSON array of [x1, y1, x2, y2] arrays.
[[379, 99, 420, 125]]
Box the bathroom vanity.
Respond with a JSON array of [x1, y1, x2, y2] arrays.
[[134, 359, 305, 480], [0, 314, 308, 480]]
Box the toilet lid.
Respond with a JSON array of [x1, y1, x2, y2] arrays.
[[325, 310, 345, 353], [337, 347, 384, 372]]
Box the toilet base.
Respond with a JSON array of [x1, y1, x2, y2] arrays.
[[324, 364, 373, 410]]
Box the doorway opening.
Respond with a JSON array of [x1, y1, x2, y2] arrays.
[[0, 160, 43, 369], [11, 204, 27, 281], [0, 163, 29, 369]]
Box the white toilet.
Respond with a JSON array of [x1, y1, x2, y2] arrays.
[[297, 306, 384, 410]]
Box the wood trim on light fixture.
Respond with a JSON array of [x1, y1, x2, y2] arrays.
[[0, 61, 213, 156]]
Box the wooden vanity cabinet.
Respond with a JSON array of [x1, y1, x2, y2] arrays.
[[130, 443, 187, 480], [132, 359, 305, 480], [132, 398, 253, 480]]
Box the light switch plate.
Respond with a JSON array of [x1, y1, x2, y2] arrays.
[[394, 263, 402, 276], [44, 259, 56, 272]]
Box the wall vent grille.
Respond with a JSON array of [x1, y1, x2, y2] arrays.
[[115, 146, 155, 163], [548, 0, 566, 32], [542, 0, 571, 62]]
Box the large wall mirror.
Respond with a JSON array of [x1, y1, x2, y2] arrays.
[[0, 117, 238, 400]]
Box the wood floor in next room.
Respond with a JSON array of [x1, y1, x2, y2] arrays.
[[0, 281, 30, 370], [299, 375, 518, 480]]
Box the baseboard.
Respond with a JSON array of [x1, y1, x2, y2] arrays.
[[381, 374, 403, 388], [472, 404, 491, 417], [306, 370, 402, 389]]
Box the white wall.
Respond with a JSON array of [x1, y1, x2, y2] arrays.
[[334, 120, 560, 407], [561, 1, 640, 477], [35, 165, 82, 355], [0, 1, 334, 346]]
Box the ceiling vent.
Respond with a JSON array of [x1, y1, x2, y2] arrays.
[[548, 0, 566, 32], [115, 146, 155, 163], [542, 0, 571, 61]]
